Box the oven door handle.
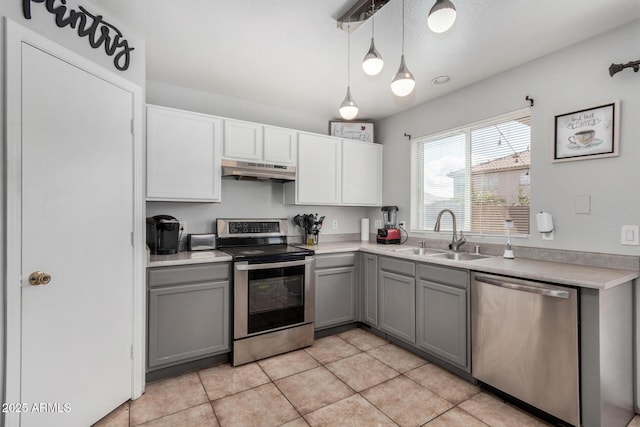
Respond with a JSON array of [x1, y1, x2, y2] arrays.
[[235, 258, 313, 271]]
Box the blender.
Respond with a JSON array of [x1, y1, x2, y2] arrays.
[[376, 206, 401, 244]]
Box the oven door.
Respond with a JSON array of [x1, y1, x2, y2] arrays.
[[234, 257, 314, 339]]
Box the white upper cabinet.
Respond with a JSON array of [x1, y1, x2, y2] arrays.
[[223, 120, 297, 165], [146, 105, 222, 202], [292, 133, 342, 205], [223, 119, 263, 161], [341, 139, 383, 206], [285, 134, 382, 206], [263, 126, 297, 165]]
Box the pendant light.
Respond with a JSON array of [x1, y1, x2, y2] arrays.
[[391, 0, 415, 97], [362, 0, 384, 76], [427, 0, 457, 33], [339, 21, 359, 120]]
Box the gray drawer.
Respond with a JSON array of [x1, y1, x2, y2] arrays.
[[380, 256, 415, 277], [417, 263, 468, 289], [148, 263, 230, 288], [315, 253, 356, 269]]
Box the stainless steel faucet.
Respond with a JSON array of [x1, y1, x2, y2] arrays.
[[434, 209, 466, 252]]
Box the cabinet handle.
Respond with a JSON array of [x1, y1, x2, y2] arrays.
[[235, 258, 313, 271], [475, 275, 569, 299]]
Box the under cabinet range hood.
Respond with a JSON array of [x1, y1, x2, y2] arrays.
[[221, 159, 296, 182]]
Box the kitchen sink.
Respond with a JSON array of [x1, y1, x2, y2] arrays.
[[393, 247, 447, 256], [430, 252, 491, 261]]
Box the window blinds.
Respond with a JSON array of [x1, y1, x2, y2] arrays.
[[411, 110, 531, 235]]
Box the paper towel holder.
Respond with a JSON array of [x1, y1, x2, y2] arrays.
[[536, 211, 554, 240]]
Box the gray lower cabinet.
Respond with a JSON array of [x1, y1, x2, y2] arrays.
[[360, 253, 378, 326], [416, 263, 469, 370], [378, 257, 416, 344], [315, 253, 357, 330], [147, 263, 230, 369]]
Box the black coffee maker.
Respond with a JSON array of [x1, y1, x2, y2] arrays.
[[146, 215, 180, 255]]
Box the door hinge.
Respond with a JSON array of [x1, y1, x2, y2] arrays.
[[130, 119, 134, 135], [130, 345, 134, 359], [131, 231, 135, 247]]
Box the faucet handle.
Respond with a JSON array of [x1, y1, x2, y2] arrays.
[[420, 240, 426, 248]]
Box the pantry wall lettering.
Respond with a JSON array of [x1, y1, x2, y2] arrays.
[[22, 0, 134, 71]]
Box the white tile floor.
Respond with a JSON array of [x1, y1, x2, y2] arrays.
[[94, 328, 638, 427]]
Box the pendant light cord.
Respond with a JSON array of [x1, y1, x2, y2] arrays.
[[401, 0, 405, 54], [371, 0, 375, 37], [347, 20, 351, 86]]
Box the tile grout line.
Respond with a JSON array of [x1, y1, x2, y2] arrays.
[[254, 360, 306, 426], [196, 370, 223, 427]]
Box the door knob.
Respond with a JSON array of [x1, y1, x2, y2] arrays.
[[29, 271, 51, 286]]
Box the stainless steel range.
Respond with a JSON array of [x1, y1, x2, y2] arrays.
[[216, 218, 315, 366]]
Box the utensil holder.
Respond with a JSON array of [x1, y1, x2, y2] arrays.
[[306, 231, 319, 245]]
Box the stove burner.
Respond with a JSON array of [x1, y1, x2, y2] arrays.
[[238, 250, 265, 255]]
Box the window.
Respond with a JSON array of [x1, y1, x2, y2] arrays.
[[411, 109, 531, 235]]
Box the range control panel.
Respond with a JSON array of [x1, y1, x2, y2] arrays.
[[228, 221, 280, 235]]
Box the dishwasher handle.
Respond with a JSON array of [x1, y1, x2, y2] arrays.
[[475, 274, 570, 299]]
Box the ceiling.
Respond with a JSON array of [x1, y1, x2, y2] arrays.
[[98, 0, 640, 121]]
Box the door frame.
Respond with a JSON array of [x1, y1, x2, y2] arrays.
[[4, 18, 146, 425]]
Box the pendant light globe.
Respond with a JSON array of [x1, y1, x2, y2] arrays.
[[362, 38, 384, 76], [339, 86, 359, 120], [338, 20, 358, 120], [427, 0, 457, 33], [391, 55, 415, 97], [391, 0, 415, 97]]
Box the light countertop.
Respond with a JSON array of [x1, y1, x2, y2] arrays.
[[147, 242, 638, 290], [298, 241, 638, 291], [148, 250, 232, 267]]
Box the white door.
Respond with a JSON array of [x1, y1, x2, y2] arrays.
[[16, 41, 134, 425]]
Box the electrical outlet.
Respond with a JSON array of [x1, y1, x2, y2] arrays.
[[621, 225, 639, 245], [399, 220, 406, 228], [332, 219, 338, 229]]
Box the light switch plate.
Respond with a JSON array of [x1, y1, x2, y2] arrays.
[[575, 195, 591, 214], [621, 225, 639, 246]]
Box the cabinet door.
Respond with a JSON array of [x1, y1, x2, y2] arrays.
[[379, 271, 416, 343], [223, 119, 263, 161], [296, 133, 341, 205], [148, 281, 229, 368], [147, 105, 222, 202], [264, 126, 297, 165], [417, 280, 467, 369], [341, 139, 382, 206], [315, 266, 356, 329], [361, 253, 378, 326]]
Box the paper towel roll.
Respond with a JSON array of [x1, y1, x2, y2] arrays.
[[536, 212, 554, 233], [361, 218, 370, 241]]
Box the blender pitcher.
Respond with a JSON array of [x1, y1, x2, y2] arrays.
[[381, 206, 398, 228]]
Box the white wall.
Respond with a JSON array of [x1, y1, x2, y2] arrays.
[[0, 0, 145, 416], [147, 80, 330, 135], [147, 180, 369, 241], [375, 20, 640, 256]]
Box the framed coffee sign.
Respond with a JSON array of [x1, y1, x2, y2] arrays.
[[553, 101, 619, 162], [329, 121, 374, 143]]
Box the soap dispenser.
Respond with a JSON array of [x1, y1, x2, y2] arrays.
[[503, 219, 514, 259]]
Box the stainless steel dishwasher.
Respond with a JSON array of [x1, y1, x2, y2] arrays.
[[471, 272, 580, 426]]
